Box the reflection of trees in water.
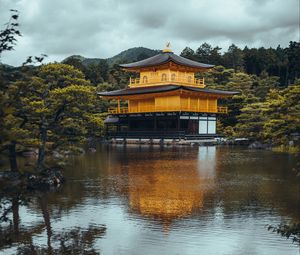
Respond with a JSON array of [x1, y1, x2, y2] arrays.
[[0, 192, 106, 254], [16, 225, 106, 255], [0, 193, 43, 249]]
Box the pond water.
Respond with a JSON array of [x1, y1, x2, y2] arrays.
[[0, 145, 299, 255]]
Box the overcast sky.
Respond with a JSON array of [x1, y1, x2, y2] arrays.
[[0, 0, 299, 66]]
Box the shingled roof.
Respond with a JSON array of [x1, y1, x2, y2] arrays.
[[119, 52, 214, 70], [98, 85, 239, 97]]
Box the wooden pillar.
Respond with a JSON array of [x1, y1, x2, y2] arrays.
[[117, 99, 120, 113], [206, 97, 209, 112]]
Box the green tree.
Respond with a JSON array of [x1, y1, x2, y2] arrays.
[[223, 44, 244, 71], [252, 71, 280, 100], [19, 63, 104, 171], [0, 10, 26, 171], [107, 63, 131, 90], [263, 83, 300, 145], [1, 77, 37, 172], [235, 100, 268, 140], [62, 57, 87, 73], [195, 43, 222, 65], [205, 67, 259, 131], [286, 41, 300, 85], [180, 47, 196, 60]]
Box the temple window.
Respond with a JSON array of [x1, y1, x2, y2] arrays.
[[143, 76, 148, 83], [187, 76, 192, 83], [161, 73, 167, 82], [171, 73, 176, 81]]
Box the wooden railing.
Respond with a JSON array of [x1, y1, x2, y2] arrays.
[[108, 106, 227, 114], [108, 107, 128, 114], [129, 76, 205, 88], [217, 106, 228, 113]]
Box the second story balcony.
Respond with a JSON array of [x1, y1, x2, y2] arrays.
[[108, 106, 227, 114], [129, 75, 205, 88]]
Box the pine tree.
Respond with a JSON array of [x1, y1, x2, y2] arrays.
[[18, 63, 104, 171], [263, 82, 300, 145]]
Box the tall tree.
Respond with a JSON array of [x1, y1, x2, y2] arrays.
[[19, 64, 104, 171], [223, 44, 244, 71], [195, 43, 213, 63], [180, 47, 196, 60], [0, 10, 23, 171], [286, 41, 300, 85]]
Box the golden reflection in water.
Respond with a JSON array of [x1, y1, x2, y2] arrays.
[[114, 146, 217, 225]]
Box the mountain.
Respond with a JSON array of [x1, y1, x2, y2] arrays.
[[107, 47, 160, 66], [62, 47, 160, 67]]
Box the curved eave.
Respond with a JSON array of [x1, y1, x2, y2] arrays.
[[119, 52, 214, 71], [98, 85, 239, 98]]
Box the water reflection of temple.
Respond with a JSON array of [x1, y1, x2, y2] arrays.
[[112, 146, 217, 227]]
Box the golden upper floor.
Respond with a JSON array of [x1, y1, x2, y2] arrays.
[[129, 70, 205, 88], [120, 45, 214, 88]]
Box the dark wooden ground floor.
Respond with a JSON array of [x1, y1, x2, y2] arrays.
[[104, 112, 218, 139]]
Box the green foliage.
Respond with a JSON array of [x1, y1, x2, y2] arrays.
[[262, 83, 300, 145], [252, 71, 280, 100], [1, 63, 105, 171], [234, 80, 300, 145], [235, 101, 268, 140], [19, 63, 104, 170], [0, 9, 21, 56], [181, 41, 300, 86], [223, 44, 244, 71], [204, 66, 299, 147], [180, 47, 196, 60]]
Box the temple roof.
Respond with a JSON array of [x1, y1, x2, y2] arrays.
[[119, 52, 214, 70], [98, 85, 239, 97]]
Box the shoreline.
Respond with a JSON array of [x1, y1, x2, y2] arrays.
[[105, 137, 251, 146]]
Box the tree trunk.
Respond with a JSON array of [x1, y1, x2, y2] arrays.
[[8, 141, 18, 172], [285, 65, 289, 86], [37, 127, 47, 172]]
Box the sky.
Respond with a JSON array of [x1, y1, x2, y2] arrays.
[[0, 0, 299, 66]]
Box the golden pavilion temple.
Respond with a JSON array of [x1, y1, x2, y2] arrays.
[[98, 44, 238, 139]]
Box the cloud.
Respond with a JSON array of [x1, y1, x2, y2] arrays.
[[0, 0, 299, 66]]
